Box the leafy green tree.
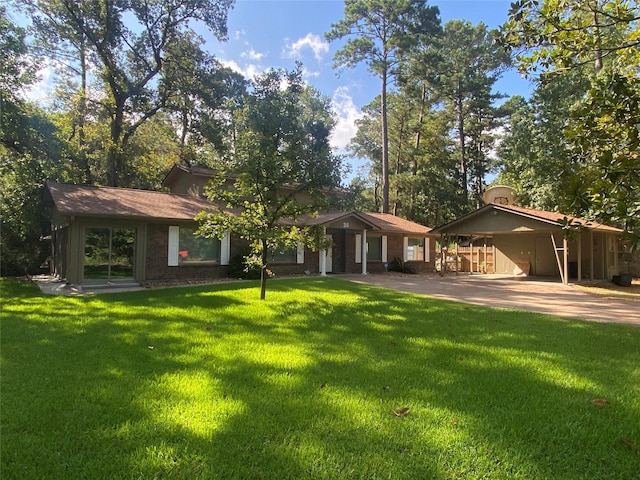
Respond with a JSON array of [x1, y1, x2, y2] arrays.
[[0, 6, 64, 275], [326, 0, 441, 213], [501, 0, 639, 244], [419, 20, 510, 204], [22, 0, 235, 187], [567, 67, 640, 246], [196, 67, 343, 300], [502, 0, 639, 75], [496, 71, 591, 211]]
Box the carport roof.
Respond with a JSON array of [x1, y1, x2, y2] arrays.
[[432, 203, 623, 235]]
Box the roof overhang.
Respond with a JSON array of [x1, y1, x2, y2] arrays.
[[432, 203, 623, 236]]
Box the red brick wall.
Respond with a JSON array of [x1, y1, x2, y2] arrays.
[[145, 224, 436, 282], [145, 223, 231, 282]]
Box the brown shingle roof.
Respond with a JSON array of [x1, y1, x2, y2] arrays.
[[298, 211, 432, 234], [432, 202, 623, 234], [497, 204, 623, 233], [358, 212, 432, 235], [46, 182, 213, 221], [46, 182, 434, 235]]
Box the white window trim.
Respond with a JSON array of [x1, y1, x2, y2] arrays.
[[355, 234, 362, 263], [168, 226, 179, 266], [381, 235, 388, 263], [296, 243, 305, 264], [221, 231, 230, 266]]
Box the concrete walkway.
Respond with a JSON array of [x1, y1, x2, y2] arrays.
[[344, 273, 640, 326]]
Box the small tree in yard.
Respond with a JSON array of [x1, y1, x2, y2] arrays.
[[196, 66, 343, 300]]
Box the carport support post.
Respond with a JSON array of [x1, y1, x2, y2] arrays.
[[320, 227, 327, 276], [577, 231, 582, 282], [589, 231, 594, 281], [361, 229, 368, 275], [563, 237, 569, 285]]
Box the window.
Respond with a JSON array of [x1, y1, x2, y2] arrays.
[[178, 227, 220, 264], [356, 234, 387, 263], [406, 238, 425, 261], [271, 246, 297, 263], [367, 237, 382, 261], [84, 227, 135, 280]]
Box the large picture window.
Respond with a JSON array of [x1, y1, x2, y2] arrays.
[[178, 228, 220, 264]]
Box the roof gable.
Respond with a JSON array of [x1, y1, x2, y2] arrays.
[[432, 203, 623, 235]]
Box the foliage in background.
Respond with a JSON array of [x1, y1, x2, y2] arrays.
[[327, 0, 442, 214], [500, 0, 640, 243], [20, 0, 236, 187]]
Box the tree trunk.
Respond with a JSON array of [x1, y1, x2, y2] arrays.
[[78, 23, 91, 184], [381, 69, 390, 214], [456, 84, 468, 201], [260, 239, 268, 300], [107, 96, 126, 187], [593, 8, 603, 72]]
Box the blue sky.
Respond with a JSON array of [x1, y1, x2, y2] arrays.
[[22, 0, 533, 176]]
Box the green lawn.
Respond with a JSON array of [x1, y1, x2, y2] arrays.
[[1, 277, 639, 479]]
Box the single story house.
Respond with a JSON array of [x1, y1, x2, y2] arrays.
[[44, 166, 435, 286], [431, 187, 624, 284]]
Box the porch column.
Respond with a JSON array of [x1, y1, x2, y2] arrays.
[[589, 230, 594, 281], [577, 231, 582, 282], [361, 229, 368, 275], [563, 237, 569, 285], [320, 227, 327, 276]]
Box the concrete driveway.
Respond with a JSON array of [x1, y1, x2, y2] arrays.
[[344, 273, 640, 326]]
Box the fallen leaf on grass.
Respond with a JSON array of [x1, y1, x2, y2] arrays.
[[147, 346, 154, 350], [205, 326, 212, 331], [393, 407, 410, 417], [450, 419, 458, 426], [621, 439, 634, 448], [591, 398, 610, 406], [319, 383, 326, 389], [389, 341, 397, 347]]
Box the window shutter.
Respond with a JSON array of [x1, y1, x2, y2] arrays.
[[403, 237, 409, 262], [168, 226, 179, 266], [355, 234, 362, 263], [296, 243, 305, 264], [425, 237, 430, 262], [221, 231, 230, 265], [382, 235, 388, 263]]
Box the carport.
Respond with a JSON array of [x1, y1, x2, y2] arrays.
[[431, 203, 623, 285]]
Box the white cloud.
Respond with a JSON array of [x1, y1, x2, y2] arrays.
[[301, 68, 320, 79], [22, 61, 55, 105], [219, 58, 264, 80], [330, 86, 364, 151], [241, 49, 265, 61], [284, 33, 329, 61]]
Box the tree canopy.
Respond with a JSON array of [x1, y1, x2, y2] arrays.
[[196, 67, 343, 299]]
